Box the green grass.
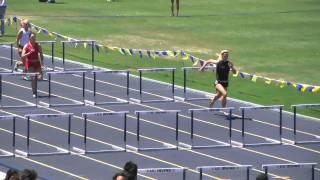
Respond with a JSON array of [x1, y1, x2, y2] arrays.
[[2, 0, 320, 117]]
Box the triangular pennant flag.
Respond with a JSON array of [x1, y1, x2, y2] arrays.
[[121, 48, 127, 55], [297, 84, 303, 91], [279, 81, 286, 88], [167, 51, 174, 57], [108, 46, 115, 51], [301, 85, 308, 92], [83, 43, 87, 49], [312, 86, 320, 93], [125, 48, 132, 55], [138, 51, 143, 58], [307, 86, 314, 92], [287, 81, 292, 86], [182, 54, 189, 60], [190, 56, 195, 63], [42, 28, 48, 35], [199, 59, 205, 67], [251, 75, 258, 82], [265, 78, 272, 84], [193, 59, 199, 66], [162, 51, 168, 56], [95, 44, 100, 53], [240, 72, 246, 79], [13, 16, 17, 22], [147, 51, 151, 58], [129, 49, 135, 55], [232, 71, 239, 77]]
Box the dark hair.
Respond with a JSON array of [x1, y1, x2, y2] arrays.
[[4, 169, 19, 180], [256, 173, 269, 180], [112, 171, 128, 180], [123, 161, 137, 180], [20, 169, 38, 180]]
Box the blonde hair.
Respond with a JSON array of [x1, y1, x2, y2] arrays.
[[215, 49, 229, 61]]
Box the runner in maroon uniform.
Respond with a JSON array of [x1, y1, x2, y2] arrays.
[[21, 33, 43, 97]]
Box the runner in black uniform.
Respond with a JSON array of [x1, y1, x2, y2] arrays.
[[200, 50, 237, 108]]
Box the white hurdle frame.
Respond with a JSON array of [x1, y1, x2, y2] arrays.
[[61, 40, 95, 71], [182, 66, 215, 101], [187, 107, 233, 149], [0, 72, 39, 108], [138, 167, 187, 180], [77, 111, 129, 154], [131, 110, 180, 151], [239, 105, 283, 147], [22, 113, 72, 157], [0, 115, 16, 158], [292, 104, 320, 144], [262, 163, 317, 180], [197, 165, 252, 180], [46, 71, 86, 107], [90, 70, 130, 105], [138, 68, 176, 103], [0, 42, 14, 72]]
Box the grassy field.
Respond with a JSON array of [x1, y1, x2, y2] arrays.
[[1, 0, 320, 117]]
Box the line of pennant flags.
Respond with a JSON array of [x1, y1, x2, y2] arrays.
[[3, 16, 319, 93]]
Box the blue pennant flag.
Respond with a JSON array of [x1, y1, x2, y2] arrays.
[[147, 50, 151, 58], [240, 72, 246, 79], [13, 17, 17, 22], [287, 81, 292, 86], [138, 51, 143, 58], [307, 86, 314, 92], [297, 84, 303, 91], [121, 48, 127, 55], [129, 49, 134, 55], [95, 44, 100, 53], [162, 51, 168, 56]]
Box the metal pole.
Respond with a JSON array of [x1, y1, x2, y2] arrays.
[[124, 113, 127, 147], [84, 114, 87, 152], [68, 114, 71, 153], [137, 113, 140, 148], [62, 42, 65, 70], [139, 71, 142, 102], [27, 116, 30, 156], [172, 70, 175, 100], [183, 68, 186, 100], [93, 72, 96, 103], [191, 110, 194, 146], [293, 106, 297, 144], [176, 112, 179, 147], [12, 117, 16, 154], [51, 42, 55, 71], [279, 107, 283, 144], [242, 109, 245, 146], [126, 71, 130, 99], [82, 72, 85, 103]]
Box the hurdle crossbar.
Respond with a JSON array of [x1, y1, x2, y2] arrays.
[[138, 68, 176, 103], [0, 42, 14, 72], [239, 105, 283, 147], [262, 163, 317, 180], [186, 108, 233, 149], [78, 111, 129, 154], [0, 115, 16, 158], [38, 41, 56, 71], [197, 165, 252, 180], [46, 71, 86, 107], [138, 167, 186, 180], [22, 113, 72, 157], [62, 40, 95, 71], [90, 70, 129, 105], [292, 104, 320, 144], [133, 110, 180, 151], [0, 72, 39, 108], [182, 66, 215, 101]]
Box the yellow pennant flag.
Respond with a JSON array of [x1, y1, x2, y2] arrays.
[[193, 59, 199, 66], [312, 86, 320, 93], [107, 46, 115, 51], [301, 85, 308, 92], [279, 80, 286, 88], [37, 28, 42, 34], [167, 51, 174, 57], [251, 75, 258, 82], [182, 54, 189, 60], [232, 71, 239, 77], [83, 43, 87, 49], [125, 48, 132, 56], [48, 32, 53, 37], [264, 78, 272, 85]]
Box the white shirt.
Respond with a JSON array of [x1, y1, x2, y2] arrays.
[[19, 28, 31, 47]]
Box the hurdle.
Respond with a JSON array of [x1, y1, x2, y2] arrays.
[[38, 41, 56, 71], [0, 115, 15, 158], [43, 71, 86, 107], [182, 66, 215, 101], [128, 110, 180, 151], [239, 105, 283, 147], [74, 111, 129, 154], [292, 104, 320, 144], [0, 42, 13, 72], [197, 165, 252, 180], [17, 113, 72, 157], [262, 163, 317, 180], [137, 68, 175, 103], [0, 72, 38, 108], [61, 40, 95, 71], [138, 167, 187, 180], [88, 70, 129, 105], [183, 107, 233, 149]]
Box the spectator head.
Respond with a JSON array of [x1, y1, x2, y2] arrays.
[[4, 169, 19, 180], [20, 169, 38, 180], [112, 171, 128, 180], [256, 173, 269, 180], [123, 161, 137, 178]]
